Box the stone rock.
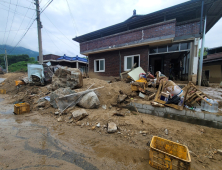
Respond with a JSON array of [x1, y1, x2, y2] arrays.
[[57, 117, 63, 122], [107, 122, 117, 133], [50, 87, 75, 108], [72, 109, 89, 121], [92, 126, 96, 130], [37, 101, 46, 107], [117, 94, 127, 103], [52, 67, 83, 90], [78, 91, 100, 109], [96, 123, 100, 127]]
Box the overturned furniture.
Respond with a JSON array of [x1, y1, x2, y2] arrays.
[[184, 82, 212, 107]]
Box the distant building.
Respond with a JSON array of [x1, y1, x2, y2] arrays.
[[38, 54, 88, 74], [203, 46, 222, 83]]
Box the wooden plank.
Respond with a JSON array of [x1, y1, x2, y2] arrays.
[[157, 99, 183, 110]]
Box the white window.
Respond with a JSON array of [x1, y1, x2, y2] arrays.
[[124, 55, 140, 71], [94, 59, 105, 72]]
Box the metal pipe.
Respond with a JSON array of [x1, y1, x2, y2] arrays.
[[198, 15, 207, 86], [199, 0, 204, 35]]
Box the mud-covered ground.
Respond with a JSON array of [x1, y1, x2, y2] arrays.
[[0, 73, 222, 170]]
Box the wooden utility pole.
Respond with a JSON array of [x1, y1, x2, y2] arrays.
[[34, 0, 43, 64], [5, 49, 8, 73]]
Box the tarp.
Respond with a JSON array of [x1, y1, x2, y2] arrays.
[[57, 55, 88, 63], [27, 64, 44, 83]]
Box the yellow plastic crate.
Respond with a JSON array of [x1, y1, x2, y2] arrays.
[[149, 136, 191, 170], [0, 89, 6, 94], [131, 85, 139, 91], [14, 103, 30, 115]]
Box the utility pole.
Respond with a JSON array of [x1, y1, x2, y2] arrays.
[[34, 0, 43, 64], [4, 49, 8, 73], [198, 15, 207, 86]]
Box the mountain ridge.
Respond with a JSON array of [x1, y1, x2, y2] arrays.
[[0, 45, 39, 60]]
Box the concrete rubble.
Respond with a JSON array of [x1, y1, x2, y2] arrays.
[[107, 122, 117, 133], [52, 66, 83, 90], [72, 109, 89, 121], [77, 91, 100, 109], [50, 87, 75, 108]]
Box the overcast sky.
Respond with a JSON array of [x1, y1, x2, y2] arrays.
[[0, 0, 221, 57]]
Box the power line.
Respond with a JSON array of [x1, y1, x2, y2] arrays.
[[40, 0, 53, 14], [10, 1, 35, 47], [43, 27, 62, 52], [65, 0, 79, 36], [8, 19, 36, 54], [5, 0, 18, 48], [0, 4, 34, 19], [0, 0, 36, 10], [43, 13, 79, 48], [2, 0, 11, 48]]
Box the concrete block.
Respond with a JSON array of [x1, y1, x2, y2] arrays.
[[142, 104, 154, 110], [154, 107, 166, 112], [166, 107, 185, 116], [185, 110, 193, 117], [145, 110, 152, 114], [137, 108, 146, 113], [215, 115, 222, 122], [217, 122, 222, 129], [153, 110, 159, 116], [193, 112, 204, 119], [205, 113, 216, 121], [158, 112, 165, 117], [132, 102, 143, 109]]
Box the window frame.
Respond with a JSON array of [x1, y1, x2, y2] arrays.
[[124, 54, 140, 71], [94, 59, 105, 72]]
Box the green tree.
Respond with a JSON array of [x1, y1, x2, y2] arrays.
[[8, 57, 38, 72], [198, 47, 208, 57]]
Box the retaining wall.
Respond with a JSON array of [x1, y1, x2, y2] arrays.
[[130, 102, 222, 129]]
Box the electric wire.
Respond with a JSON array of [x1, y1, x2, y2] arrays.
[[43, 13, 79, 48], [2, 0, 11, 49], [43, 27, 62, 52], [65, 0, 79, 36], [0, 3, 34, 19], [0, 0, 36, 10], [40, 0, 53, 14], [5, 0, 18, 48], [10, 1, 34, 47]]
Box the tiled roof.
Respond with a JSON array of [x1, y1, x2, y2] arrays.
[[203, 52, 222, 63]]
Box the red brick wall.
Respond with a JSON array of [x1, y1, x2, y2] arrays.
[[175, 21, 200, 37], [81, 20, 176, 53], [89, 46, 149, 77]]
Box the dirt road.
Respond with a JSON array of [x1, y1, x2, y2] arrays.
[[1, 94, 222, 170]]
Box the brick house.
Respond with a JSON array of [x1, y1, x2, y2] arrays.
[[203, 46, 222, 83], [73, 0, 222, 83]]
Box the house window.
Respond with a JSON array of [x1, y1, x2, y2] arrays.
[[204, 70, 209, 81], [94, 59, 105, 72], [124, 55, 140, 71]]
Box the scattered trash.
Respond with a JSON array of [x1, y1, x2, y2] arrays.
[[72, 109, 89, 121], [92, 126, 96, 130], [37, 101, 47, 107], [102, 105, 107, 110], [57, 116, 63, 122], [0, 89, 6, 94], [151, 102, 164, 107], [164, 129, 168, 135], [55, 111, 59, 115], [217, 149, 222, 155], [117, 94, 127, 103], [107, 122, 117, 133], [128, 67, 146, 81], [28, 64, 45, 85], [96, 123, 100, 127]]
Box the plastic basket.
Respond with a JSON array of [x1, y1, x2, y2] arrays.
[[149, 136, 191, 170], [14, 103, 30, 115], [0, 89, 6, 94]]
